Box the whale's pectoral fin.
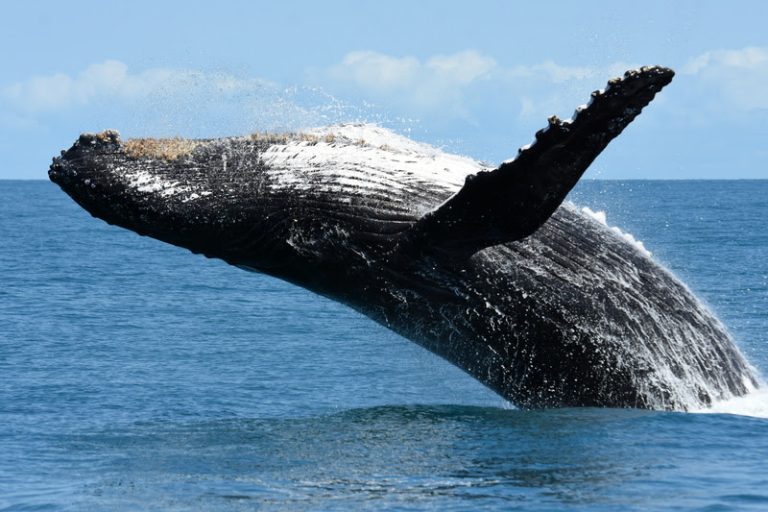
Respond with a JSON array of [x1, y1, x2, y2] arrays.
[[398, 66, 674, 259]]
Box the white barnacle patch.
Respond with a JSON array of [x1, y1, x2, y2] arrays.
[[122, 169, 190, 198], [182, 191, 213, 203], [115, 163, 214, 202]]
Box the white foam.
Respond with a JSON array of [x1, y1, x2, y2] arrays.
[[692, 386, 768, 419], [581, 206, 652, 258]]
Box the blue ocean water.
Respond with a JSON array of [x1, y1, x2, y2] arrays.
[[2, 180, 768, 511]]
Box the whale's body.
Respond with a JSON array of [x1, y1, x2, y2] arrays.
[[49, 67, 759, 410]]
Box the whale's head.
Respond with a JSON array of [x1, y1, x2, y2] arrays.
[[48, 126, 476, 289], [49, 131, 279, 269]]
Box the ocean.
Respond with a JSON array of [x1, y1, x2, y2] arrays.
[[2, 180, 768, 511]]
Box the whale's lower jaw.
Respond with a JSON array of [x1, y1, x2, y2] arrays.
[[48, 66, 760, 410]]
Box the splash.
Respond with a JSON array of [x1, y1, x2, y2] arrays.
[[94, 67, 421, 144], [580, 206, 652, 257], [692, 384, 768, 419]]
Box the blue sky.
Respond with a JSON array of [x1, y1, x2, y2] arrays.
[[1, 0, 766, 179]]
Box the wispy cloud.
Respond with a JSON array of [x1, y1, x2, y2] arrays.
[[329, 50, 496, 91], [503, 60, 596, 83], [0, 55, 656, 129], [683, 47, 768, 110], [684, 47, 768, 74], [324, 50, 496, 115], [0, 60, 360, 136], [5, 49, 762, 139], [1, 60, 181, 112]]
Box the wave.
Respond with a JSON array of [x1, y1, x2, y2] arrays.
[[693, 386, 768, 419]]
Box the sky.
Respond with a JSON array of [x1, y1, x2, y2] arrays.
[[1, 0, 766, 179]]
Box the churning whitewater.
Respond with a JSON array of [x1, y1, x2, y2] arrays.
[[48, 66, 760, 410]]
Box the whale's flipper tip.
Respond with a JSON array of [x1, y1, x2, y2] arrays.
[[399, 66, 674, 258]]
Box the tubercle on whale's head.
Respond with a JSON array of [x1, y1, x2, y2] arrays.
[[49, 130, 125, 204]]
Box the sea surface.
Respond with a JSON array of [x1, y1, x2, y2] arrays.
[[2, 180, 768, 511]]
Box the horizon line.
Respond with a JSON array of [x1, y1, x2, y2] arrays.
[[4, 177, 768, 182]]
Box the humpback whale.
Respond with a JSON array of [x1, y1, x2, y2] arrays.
[[48, 66, 760, 410]]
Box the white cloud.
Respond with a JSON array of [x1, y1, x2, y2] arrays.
[[2, 55, 662, 129], [2, 60, 175, 112], [325, 50, 499, 115], [334, 52, 421, 92], [0, 60, 287, 115], [330, 50, 495, 93], [684, 47, 768, 74], [684, 47, 768, 110], [504, 60, 595, 83], [426, 51, 496, 85]]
